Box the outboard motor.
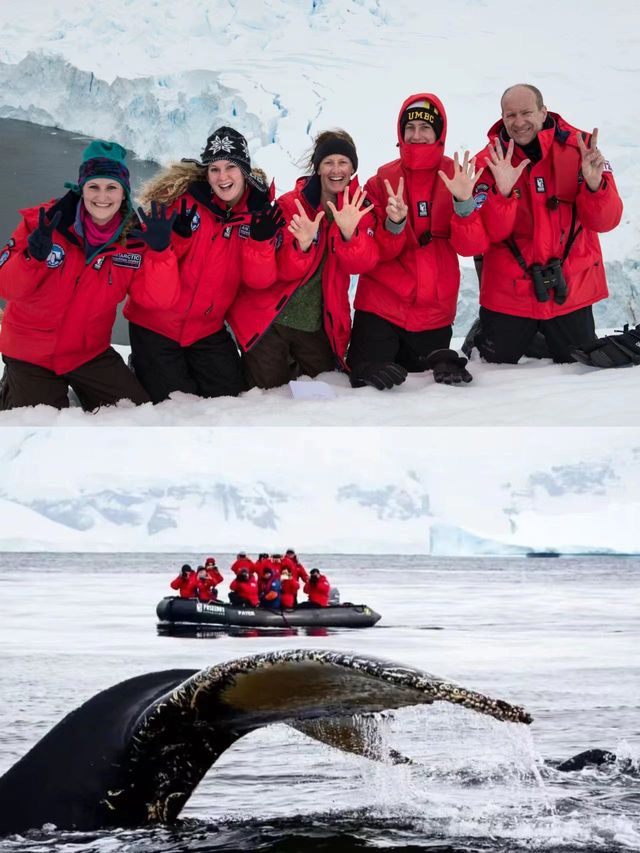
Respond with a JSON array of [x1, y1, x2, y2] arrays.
[[329, 586, 340, 605]]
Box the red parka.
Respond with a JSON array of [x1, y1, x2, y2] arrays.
[[230, 575, 259, 607], [170, 572, 197, 598], [227, 174, 380, 366], [304, 574, 331, 607], [473, 113, 623, 319], [124, 181, 278, 345], [280, 576, 300, 609], [281, 555, 309, 583], [354, 93, 488, 331], [231, 556, 256, 575], [0, 193, 179, 374]]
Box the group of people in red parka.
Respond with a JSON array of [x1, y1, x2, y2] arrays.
[[169, 550, 332, 609], [1, 82, 627, 412]]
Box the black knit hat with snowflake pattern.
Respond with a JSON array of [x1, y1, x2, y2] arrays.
[[182, 126, 266, 191]]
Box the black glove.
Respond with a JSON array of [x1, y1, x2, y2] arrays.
[[172, 199, 198, 239], [130, 202, 177, 252], [249, 203, 285, 242], [27, 207, 62, 261], [349, 361, 408, 391], [424, 349, 473, 385], [572, 324, 640, 368]]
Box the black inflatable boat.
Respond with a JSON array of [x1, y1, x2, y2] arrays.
[[156, 596, 381, 629]]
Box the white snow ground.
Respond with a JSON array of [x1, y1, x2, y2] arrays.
[[0, 0, 638, 426]]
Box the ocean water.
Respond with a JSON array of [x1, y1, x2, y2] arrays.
[[0, 553, 638, 852]]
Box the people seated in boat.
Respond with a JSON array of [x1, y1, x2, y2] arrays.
[[279, 567, 300, 609], [282, 549, 309, 583], [203, 557, 224, 586], [254, 552, 274, 580], [270, 554, 284, 576], [258, 567, 282, 609], [230, 551, 256, 576], [302, 568, 331, 607], [229, 568, 259, 607], [195, 565, 222, 602], [170, 564, 196, 598]]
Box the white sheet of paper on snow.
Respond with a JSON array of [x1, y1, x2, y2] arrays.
[[288, 380, 336, 400]]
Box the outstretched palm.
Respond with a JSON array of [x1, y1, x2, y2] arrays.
[[484, 138, 530, 197], [326, 186, 373, 241], [287, 199, 325, 252], [438, 151, 484, 200]]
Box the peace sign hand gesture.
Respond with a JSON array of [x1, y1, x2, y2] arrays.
[[288, 199, 325, 253], [384, 177, 408, 223], [577, 128, 606, 192], [326, 186, 373, 242], [27, 207, 62, 261], [484, 138, 530, 197], [438, 151, 484, 201]]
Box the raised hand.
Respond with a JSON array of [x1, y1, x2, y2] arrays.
[[438, 151, 484, 200], [576, 128, 606, 192], [130, 201, 178, 252], [484, 138, 530, 197], [172, 199, 199, 239], [326, 186, 373, 242], [27, 207, 62, 261], [288, 198, 325, 252], [384, 177, 407, 223], [250, 202, 286, 242]]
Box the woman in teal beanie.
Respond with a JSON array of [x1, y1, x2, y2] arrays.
[[0, 140, 180, 411]]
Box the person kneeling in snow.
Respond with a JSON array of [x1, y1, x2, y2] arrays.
[[0, 141, 179, 411], [346, 94, 486, 390], [467, 83, 623, 365]]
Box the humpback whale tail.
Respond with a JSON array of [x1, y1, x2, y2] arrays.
[[0, 649, 531, 836]]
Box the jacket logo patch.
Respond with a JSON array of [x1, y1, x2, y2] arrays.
[[93, 256, 105, 270], [535, 177, 546, 193], [238, 223, 251, 240], [223, 225, 233, 239], [190, 210, 201, 232], [417, 201, 429, 217], [475, 183, 489, 193], [112, 252, 142, 269], [46, 244, 65, 268], [473, 193, 487, 209], [603, 160, 613, 173], [0, 249, 10, 268]]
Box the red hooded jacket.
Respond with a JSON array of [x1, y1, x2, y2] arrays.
[[280, 576, 300, 609], [230, 575, 259, 607], [281, 555, 309, 583], [304, 574, 331, 607], [170, 572, 197, 598], [227, 174, 380, 366], [124, 181, 278, 345], [0, 193, 179, 374], [231, 556, 256, 576], [473, 113, 623, 319], [354, 93, 488, 331]]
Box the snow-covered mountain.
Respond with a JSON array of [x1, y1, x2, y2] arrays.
[[0, 0, 638, 324], [1, 428, 638, 554]]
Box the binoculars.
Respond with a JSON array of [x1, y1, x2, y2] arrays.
[[528, 258, 568, 305]]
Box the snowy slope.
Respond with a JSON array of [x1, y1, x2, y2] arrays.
[[0, 427, 638, 554]]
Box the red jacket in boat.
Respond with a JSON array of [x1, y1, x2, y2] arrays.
[[170, 572, 197, 598], [227, 174, 379, 366], [281, 555, 309, 583], [304, 574, 331, 607], [473, 113, 623, 318], [280, 577, 300, 609], [124, 181, 278, 345], [231, 556, 256, 576], [354, 92, 488, 331], [0, 192, 179, 374], [230, 576, 259, 607]]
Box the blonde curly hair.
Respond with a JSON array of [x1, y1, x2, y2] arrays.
[[136, 163, 270, 211]]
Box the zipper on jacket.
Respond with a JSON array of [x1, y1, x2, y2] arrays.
[[108, 268, 113, 286]]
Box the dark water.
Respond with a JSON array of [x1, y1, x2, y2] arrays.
[[0, 118, 159, 344], [0, 553, 638, 852]]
